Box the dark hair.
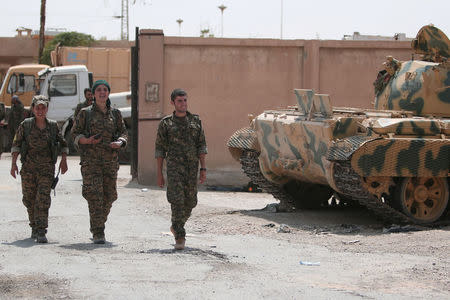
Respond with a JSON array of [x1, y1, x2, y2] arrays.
[[84, 88, 91, 96], [170, 88, 187, 102]]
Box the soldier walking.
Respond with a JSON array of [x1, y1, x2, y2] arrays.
[[9, 95, 29, 148], [71, 80, 127, 244], [74, 88, 94, 119], [155, 88, 207, 250], [0, 101, 5, 158], [10, 95, 68, 243]]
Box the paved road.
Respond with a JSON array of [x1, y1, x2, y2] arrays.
[[0, 154, 449, 299]]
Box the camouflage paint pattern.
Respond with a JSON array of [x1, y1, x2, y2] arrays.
[[227, 25, 449, 223], [375, 25, 450, 116], [155, 111, 207, 240], [412, 25, 450, 61], [72, 103, 128, 235], [351, 138, 449, 178], [254, 89, 371, 189]]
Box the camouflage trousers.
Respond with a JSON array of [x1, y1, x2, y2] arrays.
[[81, 162, 119, 235], [167, 161, 199, 239], [20, 163, 55, 232]]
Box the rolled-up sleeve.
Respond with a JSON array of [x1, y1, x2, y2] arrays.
[[71, 109, 87, 147]]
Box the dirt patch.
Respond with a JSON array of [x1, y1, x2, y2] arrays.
[[0, 273, 72, 299]]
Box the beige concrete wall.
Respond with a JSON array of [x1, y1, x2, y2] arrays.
[[136, 31, 413, 186]]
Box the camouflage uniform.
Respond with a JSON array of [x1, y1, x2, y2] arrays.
[[155, 111, 207, 240], [9, 100, 28, 145], [74, 100, 92, 120], [71, 103, 127, 236], [11, 117, 68, 233], [0, 102, 5, 154]]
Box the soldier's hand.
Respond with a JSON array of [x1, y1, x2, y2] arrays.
[[199, 169, 206, 184], [10, 164, 18, 178], [157, 173, 165, 188], [59, 159, 68, 174], [110, 141, 123, 149]]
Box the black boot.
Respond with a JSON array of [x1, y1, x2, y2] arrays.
[[93, 231, 105, 244], [36, 230, 48, 243], [31, 228, 38, 239]]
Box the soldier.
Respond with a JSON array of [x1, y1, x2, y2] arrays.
[[155, 88, 207, 250], [74, 88, 94, 119], [71, 80, 127, 244], [8, 95, 28, 147], [10, 95, 68, 243], [0, 101, 5, 158]]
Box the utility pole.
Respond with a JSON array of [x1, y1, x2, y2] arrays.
[[120, 0, 129, 40], [280, 0, 283, 39], [38, 0, 46, 63], [176, 19, 183, 36], [218, 4, 226, 38]]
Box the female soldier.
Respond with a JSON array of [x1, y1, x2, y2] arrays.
[[10, 95, 68, 243], [72, 80, 127, 244]]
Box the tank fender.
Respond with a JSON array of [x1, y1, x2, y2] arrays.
[[350, 138, 450, 177], [227, 127, 260, 161], [327, 136, 381, 162]]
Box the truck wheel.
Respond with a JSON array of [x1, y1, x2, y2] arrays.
[[394, 177, 449, 223], [64, 130, 78, 155]]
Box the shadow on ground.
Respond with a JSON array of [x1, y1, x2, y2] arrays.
[[2, 238, 57, 248], [59, 242, 117, 251], [139, 247, 229, 262], [234, 204, 445, 236]]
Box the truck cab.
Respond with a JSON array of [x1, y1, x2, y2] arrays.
[[38, 65, 93, 121], [0, 64, 49, 106]]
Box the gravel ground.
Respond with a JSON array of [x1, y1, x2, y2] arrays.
[[0, 155, 449, 299]]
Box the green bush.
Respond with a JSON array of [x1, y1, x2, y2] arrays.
[[40, 32, 95, 66]]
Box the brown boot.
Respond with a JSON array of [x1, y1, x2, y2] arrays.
[[170, 226, 176, 238], [174, 237, 185, 250]]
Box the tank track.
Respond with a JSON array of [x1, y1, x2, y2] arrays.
[[333, 161, 412, 224], [240, 150, 295, 212]]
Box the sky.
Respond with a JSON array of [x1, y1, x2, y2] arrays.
[[1, 0, 449, 41]]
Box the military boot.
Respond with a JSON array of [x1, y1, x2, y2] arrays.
[[174, 237, 185, 250], [31, 228, 38, 239], [93, 232, 105, 244], [36, 230, 48, 243]]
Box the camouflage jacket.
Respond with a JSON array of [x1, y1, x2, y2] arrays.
[[72, 103, 127, 164], [0, 102, 5, 121], [74, 101, 92, 119], [9, 103, 27, 133], [155, 111, 207, 163], [11, 117, 68, 165]]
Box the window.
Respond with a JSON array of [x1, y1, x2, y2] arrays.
[[48, 74, 77, 97], [7, 74, 36, 94]]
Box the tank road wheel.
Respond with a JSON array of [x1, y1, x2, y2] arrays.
[[394, 177, 449, 224]]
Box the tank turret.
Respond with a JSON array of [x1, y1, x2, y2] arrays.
[[374, 25, 450, 117]]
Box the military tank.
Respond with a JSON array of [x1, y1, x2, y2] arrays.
[[227, 25, 450, 225]]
